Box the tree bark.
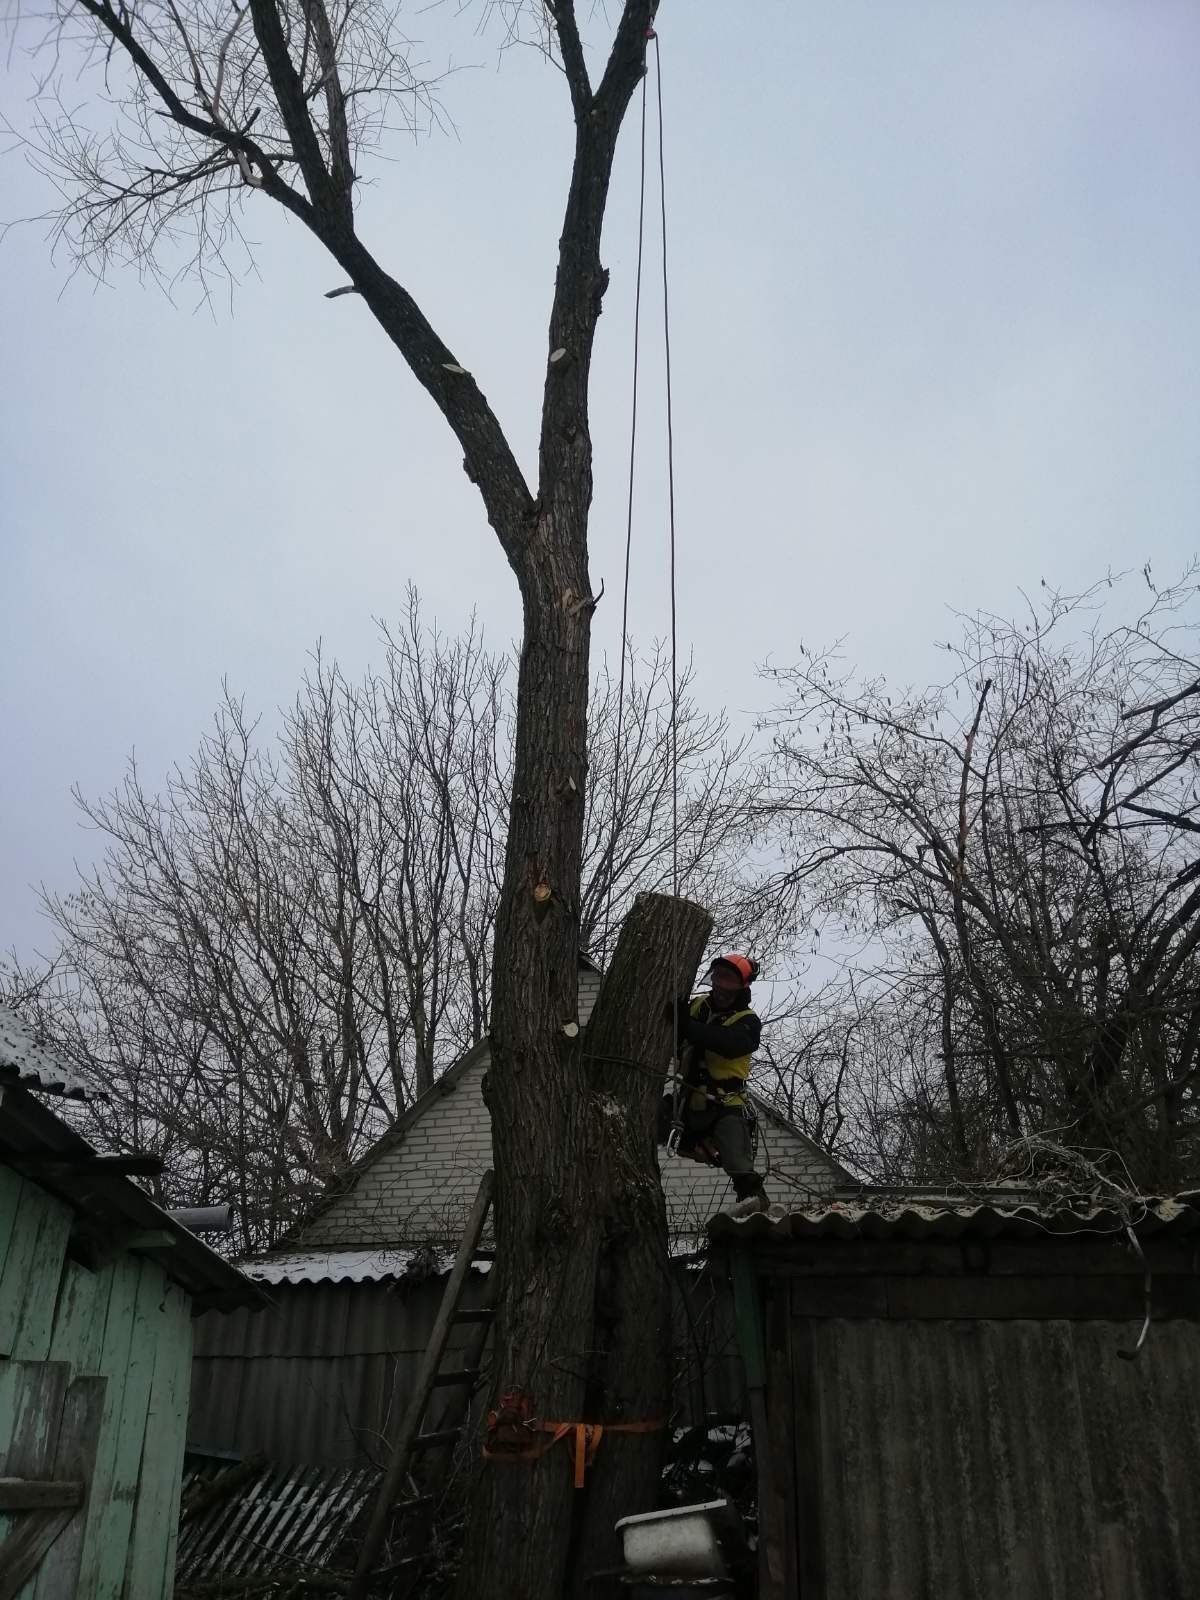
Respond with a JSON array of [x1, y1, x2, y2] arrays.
[[572, 891, 713, 1595], [456, 889, 709, 1598], [449, 10, 659, 1594], [453, 564, 598, 1596]]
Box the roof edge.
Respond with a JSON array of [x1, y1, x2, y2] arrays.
[[0, 1080, 265, 1309]]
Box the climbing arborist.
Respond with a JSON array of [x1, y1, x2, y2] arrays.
[[659, 954, 769, 1218]]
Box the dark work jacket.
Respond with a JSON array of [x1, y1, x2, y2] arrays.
[[681, 996, 761, 1111]]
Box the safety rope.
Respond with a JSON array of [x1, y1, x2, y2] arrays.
[[598, 47, 648, 965], [653, 27, 681, 953], [646, 29, 689, 1154], [596, 28, 688, 1155]]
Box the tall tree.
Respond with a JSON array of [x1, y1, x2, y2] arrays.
[[13, 2, 665, 1589]]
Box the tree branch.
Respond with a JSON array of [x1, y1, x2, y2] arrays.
[[546, 1, 592, 119], [300, 0, 355, 223], [74, 0, 313, 222], [245, 0, 342, 214], [537, 1, 656, 522]]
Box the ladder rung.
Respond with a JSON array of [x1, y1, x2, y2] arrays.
[[410, 1428, 462, 1452], [451, 1307, 495, 1323], [431, 1368, 481, 1387]]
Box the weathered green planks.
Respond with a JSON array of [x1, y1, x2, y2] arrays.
[[0, 1363, 71, 1561], [0, 1181, 72, 1361], [123, 1281, 193, 1599], [0, 1160, 198, 1598], [73, 1255, 142, 1600], [48, 1259, 107, 1375], [0, 1362, 85, 1598], [29, 1374, 108, 1600], [85, 1259, 167, 1600], [0, 1166, 25, 1285]]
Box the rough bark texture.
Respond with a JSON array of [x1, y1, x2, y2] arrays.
[[572, 892, 713, 1595], [448, 9, 662, 1595]]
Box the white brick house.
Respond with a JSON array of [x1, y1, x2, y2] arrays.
[[281, 958, 844, 1261]]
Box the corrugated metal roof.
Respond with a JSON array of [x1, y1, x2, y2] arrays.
[[0, 1075, 264, 1309], [239, 1245, 465, 1285], [0, 1008, 92, 1098], [710, 1192, 1200, 1244], [176, 1459, 377, 1583]]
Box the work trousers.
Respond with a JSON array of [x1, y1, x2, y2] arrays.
[[691, 1106, 755, 1177], [658, 1095, 756, 1178]]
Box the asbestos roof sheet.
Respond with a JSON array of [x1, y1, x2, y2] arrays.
[[239, 1245, 467, 1285], [709, 1192, 1200, 1244], [0, 1009, 92, 1099]]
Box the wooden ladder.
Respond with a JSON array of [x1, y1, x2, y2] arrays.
[[348, 1170, 496, 1598]]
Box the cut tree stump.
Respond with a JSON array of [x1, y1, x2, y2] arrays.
[[572, 890, 713, 1596]]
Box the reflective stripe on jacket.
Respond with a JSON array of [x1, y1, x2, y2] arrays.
[[686, 997, 757, 1112]]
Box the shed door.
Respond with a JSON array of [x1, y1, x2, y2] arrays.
[[0, 1362, 106, 1598]]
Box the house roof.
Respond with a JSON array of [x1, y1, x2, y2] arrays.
[[272, 1035, 493, 1250], [238, 1245, 465, 1286], [271, 954, 604, 1248], [0, 1077, 264, 1309], [748, 1092, 853, 1182], [709, 1187, 1200, 1245], [0, 1008, 93, 1099], [274, 1046, 845, 1255]]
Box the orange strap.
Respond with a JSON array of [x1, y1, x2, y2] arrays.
[[484, 1418, 665, 1489]]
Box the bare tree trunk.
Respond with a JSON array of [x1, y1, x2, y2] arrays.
[[451, 11, 658, 1587], [454, 559, 598, 1592], [573, 892, 712, 1595]]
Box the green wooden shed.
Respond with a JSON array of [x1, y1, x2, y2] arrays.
[[0, 1014, 260, 1599]]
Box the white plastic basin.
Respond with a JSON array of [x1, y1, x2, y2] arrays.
[[615, 1500, 731, 1577]]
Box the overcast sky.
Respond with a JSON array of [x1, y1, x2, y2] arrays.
[[3, 1, 1198, 962]]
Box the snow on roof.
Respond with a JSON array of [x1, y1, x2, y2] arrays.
[[709, 1191, 1200, 1244], [237, 1245, 485, 1285], [0, 1009, 93, 1100]]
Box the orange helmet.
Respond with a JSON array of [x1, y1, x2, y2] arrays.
[[710, 954, 757, 987]]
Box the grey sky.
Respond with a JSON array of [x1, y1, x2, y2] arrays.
[[3, 1, 1198, 960]]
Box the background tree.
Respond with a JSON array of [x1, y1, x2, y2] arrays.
[[758, 568, 1200, 1189], [2, 597, 772, 1255]]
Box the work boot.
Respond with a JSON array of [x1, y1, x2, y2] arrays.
[[723, 1175, 768, 1219]]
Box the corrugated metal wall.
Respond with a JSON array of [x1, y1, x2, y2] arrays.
[[189, 1264, 747, 1467], [189, 1275, 491, 1466], [802, 1316, 1200, 1600]]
